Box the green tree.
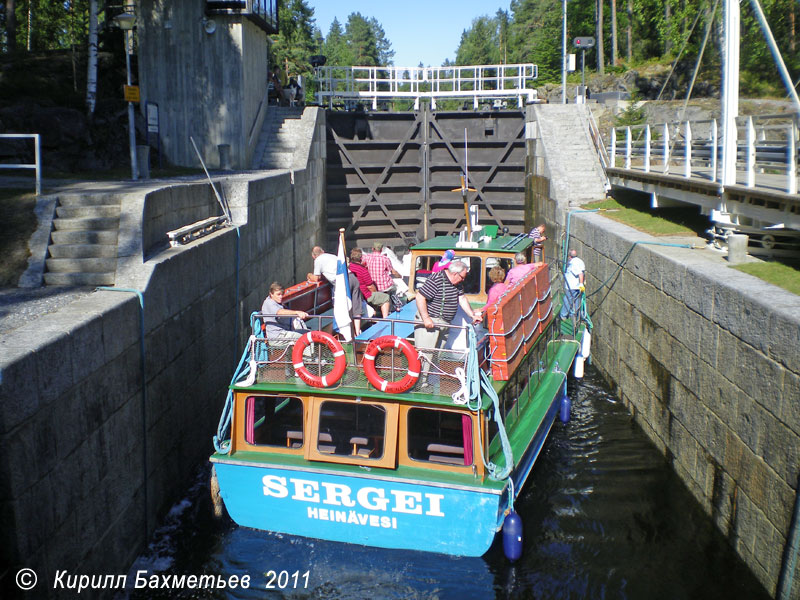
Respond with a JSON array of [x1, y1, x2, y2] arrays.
[[455, 15, 502, 65], [323, 18, 353, 66], [345, 12, 379, 65], [271, 0, 317, 80]]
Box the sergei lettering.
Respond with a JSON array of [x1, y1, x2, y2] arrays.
[[262, 475, 445, 517]]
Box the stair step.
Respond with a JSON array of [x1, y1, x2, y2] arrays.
[[46, 257, 117, 273], [51, 230, 118, 245], [56, 205, 121, 219], [57, 193, 123, 207], [48, 244, 118, 258], [53, 217, 120, 231], [43, 272, 116, 286]]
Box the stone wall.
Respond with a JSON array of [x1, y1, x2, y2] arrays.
[[528, 107, 800, 598], [0, 108, 326, 598]]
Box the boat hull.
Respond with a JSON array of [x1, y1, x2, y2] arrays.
[[212, 461, 501, 556]]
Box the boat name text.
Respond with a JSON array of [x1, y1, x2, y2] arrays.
[[262, 475, 445, 517]]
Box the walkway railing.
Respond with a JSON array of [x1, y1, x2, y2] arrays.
[[0, 133, 42, 195], [314, 64, 538, 110], [609, 112, 799, 195]]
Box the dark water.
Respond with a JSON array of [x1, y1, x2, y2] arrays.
[[124, 367, 770, 599]]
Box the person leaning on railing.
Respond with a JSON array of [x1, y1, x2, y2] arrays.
[[414, 261, 483, 388], [260, 282, 309, 344]]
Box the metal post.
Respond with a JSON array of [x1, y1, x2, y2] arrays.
[[684, 121, 692, 178], [746, 116, 756, 187], [33, 133, 41, 196], [789, 120, 798, 195], [644, 125, 651, 173], [124, 28, 139, 180], [562, 0, 567, 104], [721, 0, 740, 187]]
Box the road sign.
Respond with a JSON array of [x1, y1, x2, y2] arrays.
[[573, 37, 596, 48], [124, 85, 140, 102]]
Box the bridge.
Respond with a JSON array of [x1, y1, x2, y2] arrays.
[[603, 112, 800, 256]]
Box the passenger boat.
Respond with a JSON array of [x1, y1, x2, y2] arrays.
[[210, 229, 587, 559]]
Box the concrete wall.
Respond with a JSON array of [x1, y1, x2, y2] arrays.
[[527, 107, 800, 598], [0, 108, 326, 598], [138, 2, 270, 169]]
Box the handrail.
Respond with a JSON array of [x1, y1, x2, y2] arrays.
[[0, 133, 42, 195], [606, 112, 799, 193], [314, 63, 539, 110]]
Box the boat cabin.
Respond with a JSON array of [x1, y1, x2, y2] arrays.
[[222, 234, 559, 481]]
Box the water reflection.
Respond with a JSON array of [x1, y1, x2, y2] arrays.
[[124, 366, 769, 599]]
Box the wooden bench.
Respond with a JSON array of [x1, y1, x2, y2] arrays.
[[167, 215, 227, 247]]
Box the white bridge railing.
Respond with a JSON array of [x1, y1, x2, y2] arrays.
[[609, 112, 799, 195], [314, 63, 538, 110]]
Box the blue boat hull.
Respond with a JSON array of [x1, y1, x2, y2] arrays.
[[213, 462, 502, 556]]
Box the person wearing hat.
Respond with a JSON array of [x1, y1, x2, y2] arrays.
[[432, 249, 455, 273], [364, 241, 400, 294]]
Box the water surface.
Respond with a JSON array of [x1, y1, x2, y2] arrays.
[[125, 367, 769, 599]]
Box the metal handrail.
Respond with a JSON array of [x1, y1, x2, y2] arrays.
[[314, 63, 539, 110], [0, 133, 41, 195], [607, 112, 799, 193]]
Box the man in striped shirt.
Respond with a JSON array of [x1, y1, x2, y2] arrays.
[[414, 261, 483, 387]]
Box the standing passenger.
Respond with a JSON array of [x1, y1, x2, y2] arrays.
[[560, 249, 586, 320]]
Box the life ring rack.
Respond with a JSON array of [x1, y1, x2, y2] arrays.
[[362, 335, 421, 393], [292, 331, 347, 388]]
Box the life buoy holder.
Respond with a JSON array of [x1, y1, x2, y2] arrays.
[[292, 331, 347, 388], [362, 335, 421, 393]]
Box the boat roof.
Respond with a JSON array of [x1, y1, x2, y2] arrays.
[[411, 234, 533, 255]]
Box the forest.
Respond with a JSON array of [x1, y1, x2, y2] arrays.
[[0, 0, 798, 101]]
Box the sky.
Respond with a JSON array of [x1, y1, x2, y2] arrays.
[[307, 0, 512, 68]]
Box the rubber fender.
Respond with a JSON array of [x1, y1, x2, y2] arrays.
[[581, 330, 592, 358], [559, 394, 571, 423], [503, 510, 524, 561], [574, 356, 585, 379]]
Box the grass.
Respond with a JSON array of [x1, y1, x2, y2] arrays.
[[583, 196, 800, 296], [0, 188, 38, 287], [581, 196, 708, 236], [732, 261, 800, 296]]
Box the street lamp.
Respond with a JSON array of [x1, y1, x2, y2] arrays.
[[114, 11, 139, 180]]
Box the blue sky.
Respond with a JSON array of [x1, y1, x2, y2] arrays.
[[306, 0, 512, 68]]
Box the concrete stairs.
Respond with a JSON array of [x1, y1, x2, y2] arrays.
[[531, 104, 608, 206], [251, 106, 305, 170], [43, 193, 120, 286]]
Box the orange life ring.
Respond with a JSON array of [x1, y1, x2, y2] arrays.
[[292, 331, 347, 387], [362, 335, 421, 393]]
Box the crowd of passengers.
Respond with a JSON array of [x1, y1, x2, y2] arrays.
[[258, 224, 573, 351]]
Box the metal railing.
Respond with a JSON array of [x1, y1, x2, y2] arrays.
[[314, 63, 538, 110], [608, 112, 799, 194], [0, 133, 41, 195]]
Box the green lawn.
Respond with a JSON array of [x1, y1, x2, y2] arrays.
[[582, 197, 800, 296], [732, 261, 800, 296], [581, 197, 707, 236]]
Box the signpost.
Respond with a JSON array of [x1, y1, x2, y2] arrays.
[[573, 37, 595, 103]]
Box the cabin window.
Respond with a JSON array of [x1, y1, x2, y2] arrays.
[[485, 256, 514, 291], [406, 408, 473, 466], [317, 401, 386, 459], [244, 395, 304, 448], [413, 254, 481, 294]]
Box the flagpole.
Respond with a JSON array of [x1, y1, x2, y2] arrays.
[[338, 228, 357, 342]]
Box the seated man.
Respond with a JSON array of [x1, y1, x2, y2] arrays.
[[349, 247, 391, 318], [261, 282, 309, 344]]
